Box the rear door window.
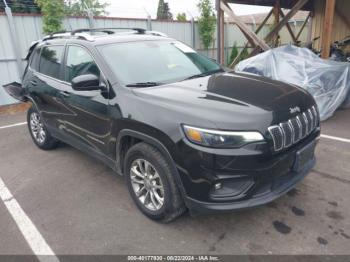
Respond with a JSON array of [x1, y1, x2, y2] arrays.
[[39, 45, 64, 80]]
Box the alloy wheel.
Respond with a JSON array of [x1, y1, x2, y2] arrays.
[[30, 112, 46, 144], [130, 159, 165, 211]]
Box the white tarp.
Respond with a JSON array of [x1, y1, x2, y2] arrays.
[[236, 45, 350, 121]]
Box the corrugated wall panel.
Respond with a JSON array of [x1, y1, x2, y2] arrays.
[[0, 15, 16, 59], [0, 62, 20, 105]]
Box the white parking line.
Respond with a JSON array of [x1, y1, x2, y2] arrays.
[[321, 134, 350, 143], [0, 177, 59, 262], [0, 122, 27, 129]]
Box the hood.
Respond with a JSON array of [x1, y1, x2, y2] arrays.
[[131, 71, 316, 132]]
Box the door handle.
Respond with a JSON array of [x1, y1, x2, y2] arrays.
[[30, 80, 38, 86], [59, 91, 71, 97]]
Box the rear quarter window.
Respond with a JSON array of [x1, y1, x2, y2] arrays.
[[30, 47, 41, 71]]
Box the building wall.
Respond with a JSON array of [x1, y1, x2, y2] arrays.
[[311, 0, 350, 50]]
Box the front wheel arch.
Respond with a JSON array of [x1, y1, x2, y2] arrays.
[[116, 129, 186, 199]]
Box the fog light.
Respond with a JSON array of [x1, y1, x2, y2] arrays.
[[214, 182, 222, 190]]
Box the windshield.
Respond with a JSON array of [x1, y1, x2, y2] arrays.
[[98, 40, 222, 86]]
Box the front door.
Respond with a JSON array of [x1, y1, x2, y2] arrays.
[[58, 45, 111, 155]]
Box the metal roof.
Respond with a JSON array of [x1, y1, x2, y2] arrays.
[[226, 0, 314, 11]]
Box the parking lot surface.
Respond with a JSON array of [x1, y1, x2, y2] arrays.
[[0, 110, 349, 256]]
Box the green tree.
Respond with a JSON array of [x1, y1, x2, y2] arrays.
[[228, 42, 238, 66], [176, 12, 187, 22], [197, 0, 216, 50], [36, 0, 65, 34], [157, 0, 173, 20], [0, 0, 41, 14], [228, 43, 249, 66], [65, 0, 108, 16]]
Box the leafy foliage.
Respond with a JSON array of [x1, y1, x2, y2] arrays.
[[157, 0, 173, 20], [176, 12, 187, 22], [228, 42, 238, 66], [35, 0, 65, 34], [228, 43, 249, 66], [65, 0, 108, 16], [197, 0, 216, 50], [0, 0, 40, 14]]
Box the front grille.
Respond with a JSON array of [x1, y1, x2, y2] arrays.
[[268, 106, 319, 151]]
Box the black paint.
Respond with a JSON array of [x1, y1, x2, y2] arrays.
[[328, 201, 338, 207], [341, 232, 350, 239], [287, 188, 299, 197], [273, 221, 292, 234], [326, 211, 344, 220], [267, 202, 278, 209], [291, 206, 305, 216], [317, 237, 328, 245]]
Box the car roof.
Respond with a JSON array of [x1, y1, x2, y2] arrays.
[[26, 29, 174, 59], [42, 34, 172, 46], [90, 33, 173, 45]]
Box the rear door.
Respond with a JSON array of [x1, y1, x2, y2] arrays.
[[58, 44, 111, 155], [26, 44, 69, 132]]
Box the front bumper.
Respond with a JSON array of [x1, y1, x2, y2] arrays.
[[185, 156, 315, 215], [175, 129, 319, 215]]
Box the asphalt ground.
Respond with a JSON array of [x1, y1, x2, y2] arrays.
[[0, 109, 349, 257]]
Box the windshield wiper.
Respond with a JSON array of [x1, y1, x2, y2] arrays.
[[183, 69, 224, 81], [126, 82, 162, 87]]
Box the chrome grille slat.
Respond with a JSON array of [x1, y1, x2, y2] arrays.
[[296, 116, 303, 139], [289, 118, 300, 143], [280, 122, 293, 147], [302, 112, 309, 135], [307, 109, 313, 132], [298, 115, 307, 138], [312, 106, 318, 128], [268, 126, 283, 151], [268, 106, 319, 152]]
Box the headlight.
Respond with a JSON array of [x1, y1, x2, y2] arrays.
[[182, 125, 264, 148]]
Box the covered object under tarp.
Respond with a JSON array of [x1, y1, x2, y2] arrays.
[[235, 45, 350, 121]]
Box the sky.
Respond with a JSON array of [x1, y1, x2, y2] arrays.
[[103, 0, 272, 19]]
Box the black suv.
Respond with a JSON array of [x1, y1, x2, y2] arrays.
[[4, 28, 320, 222]]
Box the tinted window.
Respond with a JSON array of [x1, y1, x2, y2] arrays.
[[98, 41, 221, 85], [65, 46, 100, 83], [30, 47, 41, 71], [39, 46, 64, 79]]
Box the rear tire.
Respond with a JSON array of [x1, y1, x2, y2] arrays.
[[124, 142, 186, 222], [27, 106, 58, 150]]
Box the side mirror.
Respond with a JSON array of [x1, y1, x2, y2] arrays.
[[71, 74, 101, 91]]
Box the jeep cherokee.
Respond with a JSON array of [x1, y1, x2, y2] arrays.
[[3, 28, 320, 222]]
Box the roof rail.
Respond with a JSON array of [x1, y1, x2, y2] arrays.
[[42, 27, 167, 42], [71, 27, 147, 35], [147, 31, 168, 37], [42, 31, 70, 40], [42, 31, 94, 41]]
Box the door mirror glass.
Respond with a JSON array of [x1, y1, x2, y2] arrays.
[[71, 74, 100, 91]]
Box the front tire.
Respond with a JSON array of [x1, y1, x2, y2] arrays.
[[27, 106, 58, 150], [124, 142, 186, 222]]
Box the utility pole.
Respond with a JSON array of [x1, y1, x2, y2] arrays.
[[143, 7, 152, 31], [187, 11, 195, 48], [83, 1, 95, 30]]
